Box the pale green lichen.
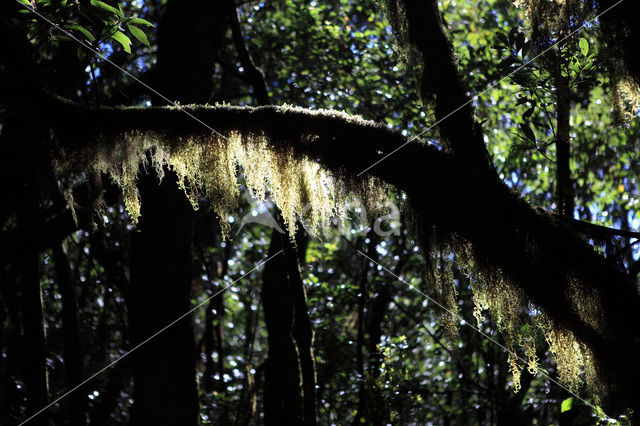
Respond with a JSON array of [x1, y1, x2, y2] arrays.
[[542, 319, 585, 393], [508, 351, 523, 393], [54, 127, 388, 240], [456, 242, 602, 398], [567, 276, 606, 335]]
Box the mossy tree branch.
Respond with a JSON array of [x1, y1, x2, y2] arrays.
[[43, 95, 640, 414]]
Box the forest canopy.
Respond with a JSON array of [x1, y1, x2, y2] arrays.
[[1, 0, 640, 425]]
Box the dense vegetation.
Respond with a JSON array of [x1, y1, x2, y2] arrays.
[[1, 0, 640, 424]]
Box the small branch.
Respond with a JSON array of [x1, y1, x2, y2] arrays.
[[226, 0, 269, 104], [562, 217, 640, 240]]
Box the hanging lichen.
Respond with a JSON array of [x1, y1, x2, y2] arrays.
[[566, 276, 606, 335], [52, 116, 389, 240], [523, 333, 539, 375], [542, 319, 585, 393], [452, 239, 608, 398], [508, 351, 523, 393], [461, 249, 525, 349]]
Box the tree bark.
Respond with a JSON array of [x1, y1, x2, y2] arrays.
[[353, 230, 378, 425], [261, 226, 316, 425], [262, 229, 304, 425], [0, 89, 51, 424], [18, 200, 50, 426], [287, 233, 317, 426], [554, 56, 574, 218], [128, 1, 228, 424], [15, 174, 50, 425], [129, 170, 199, 426], [386, 0, 493, 173], [52, 243, 86, 426]]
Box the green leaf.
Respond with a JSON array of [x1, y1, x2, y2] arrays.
[[110, 30, 132, 53], [561, 397, 573, 413], [579, 38, 589, 56], [90, 0, 122, 17], [520, 123, 536, 143], [523, 106, 535, 119], [17, 0, 32, 7], [66, 24, 96, 42], [127, 24, 149, 46], [129, 17, 155, 27]]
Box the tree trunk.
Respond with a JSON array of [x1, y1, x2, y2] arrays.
[[353, 231, 378, 425], [262, 229, 303, 425], [129, 1, 227, 424], [554, 56, 574, 218], [18, 195, 50, 426], [262, 228, 313, 425], [129, 170, 199, 426], [287, 233, 317, 426], [1, 99, 51, 424], [52, 243, 85, 426]]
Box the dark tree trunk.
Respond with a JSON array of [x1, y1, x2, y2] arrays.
[[18, 228, 49, 426], [129, 171, 199, 426], [262, 230, 303, 425], [554, 56, 574, 218], [262, 227, 318, 425], [52, 243, 86, 426], [129, 1, 227, 424], [287, 234, 317, 426], [353, 231, 378, 425], [1, 101, 51, 424], [17, 196, 50, 426]]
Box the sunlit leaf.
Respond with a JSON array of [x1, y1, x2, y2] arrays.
[[579, 38, 589, 57], [129, 17, 155, 27], [90, 0, 122, 17], [110, 30, 132, 53], [66, 24, 96, 42], [560, 397, 573, 413], [127, 24, 149, 47]]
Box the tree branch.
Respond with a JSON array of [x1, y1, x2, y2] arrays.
[[387, 0, 493, 171], [225, 0, 269, 105]]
